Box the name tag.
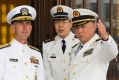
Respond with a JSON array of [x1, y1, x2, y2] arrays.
[[9, 59, 18, 62], [50, 53, 56, 58], [50, 56, 56, 58]]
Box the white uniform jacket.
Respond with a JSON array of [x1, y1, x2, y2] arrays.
[[69, 34, 118, 80], [0, 39, 45, 80], [43, 32, 79, 80]]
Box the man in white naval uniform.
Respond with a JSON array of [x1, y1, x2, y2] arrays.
[[68, 9, 118, 80], [0, 5, 45, 80], [43, 5, 79, 80]]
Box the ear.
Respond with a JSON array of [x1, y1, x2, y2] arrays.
[[93, 22, 97, 30], [90, 22, 96, 33], [11, 24, 15, 33], [69, 20, 72, 28]]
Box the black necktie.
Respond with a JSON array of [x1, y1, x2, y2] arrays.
[[80, 45, 83, 49], [62, 40, 66, 53]]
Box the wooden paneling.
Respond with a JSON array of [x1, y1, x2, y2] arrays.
[[28, 0, 72, 49], [107, 59, 119, 80], [28, 0, 56, 49]]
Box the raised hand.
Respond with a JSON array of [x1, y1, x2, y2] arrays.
[[97, 19, 109, 41]]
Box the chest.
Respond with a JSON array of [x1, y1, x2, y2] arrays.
[[4, 49, 40, 71], [72, 43, 102, 66]]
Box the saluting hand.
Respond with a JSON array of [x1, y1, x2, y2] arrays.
[[97, 19, 109, 41]]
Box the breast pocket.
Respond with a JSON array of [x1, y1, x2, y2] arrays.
[[48, 53, 60, 62], [48, 56, 60, 62], [6, 59, 20, 76], [8, 58, 19, 69], [48, 56, 62, 69], [28, 63, 40, 80]]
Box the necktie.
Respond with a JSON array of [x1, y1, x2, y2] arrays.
[[62, 40, 66, 53]]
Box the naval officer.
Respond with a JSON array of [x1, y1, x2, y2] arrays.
[[43, 5, 79, 80], [0, 5, 45, 80], [68, 8, 118, 80]]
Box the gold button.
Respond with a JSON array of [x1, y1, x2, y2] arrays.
[[13, 66, 16, 68], [64, 78, 66, 80], [64, 69, 66, 71], [26, 75, 29, 78], [64, 60, 66, 63], [22, 50, 25, 52], [73, 72, 76, 75], [25, 62, 27, 65], [74, 64, 77, 67]]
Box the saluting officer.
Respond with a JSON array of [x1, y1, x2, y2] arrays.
[[43, 5, 79, 80], [0, 5, 45, 80], [68, 9, 118, 80]]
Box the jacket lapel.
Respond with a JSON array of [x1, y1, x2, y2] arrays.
[[75, 34, 101, 57], [64, 35, 79, 56]]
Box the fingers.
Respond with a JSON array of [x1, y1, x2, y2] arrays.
[[96, 19, 109, 40], [97, 19, 105, 30]]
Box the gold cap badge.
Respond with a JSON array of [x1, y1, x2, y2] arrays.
[[73, 10, 80, 17], [57, 6, 63, 13], [20, 8, 29, 15]]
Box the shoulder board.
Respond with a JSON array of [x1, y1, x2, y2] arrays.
[[0, 43, 11, 49], [95, 38, 101, 42], [72, 43, 78, 48], [44, 37, 55, 43], [28, 45, 40, 52]]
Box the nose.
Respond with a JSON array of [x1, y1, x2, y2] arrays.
[[22, 23, 27, 29], [58, 21, 64, 27]]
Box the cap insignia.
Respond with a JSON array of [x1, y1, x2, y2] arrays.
[[57, 6, 63, 13], [73, 10, 80, 17], [20, 8, 29, 15]]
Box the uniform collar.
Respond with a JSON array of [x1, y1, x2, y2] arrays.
[[83, 34, 100, 46], [11, 39, 28, 51], [55, 31, 75, 44]]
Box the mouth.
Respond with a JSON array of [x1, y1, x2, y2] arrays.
[[59, 29, 64, 33], [22, 31, 28, 34], [79, 35, 84, 39]]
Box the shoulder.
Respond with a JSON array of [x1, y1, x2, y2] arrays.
[[72, 35, 79, 43], [0, 43, 11, 49], [43, 37, 56, 50], [43, 37, 55, 43], [28, 45, 40, 52]]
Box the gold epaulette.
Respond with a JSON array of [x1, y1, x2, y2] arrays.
[[44, 37, 55, 43], [0, 43, 11, 49], [28, 45, 40, 52]]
